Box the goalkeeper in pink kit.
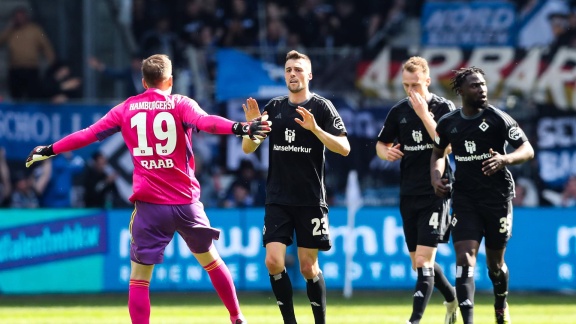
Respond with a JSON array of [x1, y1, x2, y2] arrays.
[[25, 54, 272, 324]]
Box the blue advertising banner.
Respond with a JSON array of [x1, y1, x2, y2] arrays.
[[421, 2, 517, 47], [215, 49, 286, 101], [0, 213, 107, 270], [536, 114, 576, 190], [1, 207, 574, 293], [0, 209, 107, 293], [0, 103, 111, 160]]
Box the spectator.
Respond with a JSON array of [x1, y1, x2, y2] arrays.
[[0, 147, 11, 206], [220, 0, 258, 47], [542, 176, 576, 207], [10, 162, 51, 208], [512, 177, 539, 207], [83, 151, 119, 208], [39, 152, 84, 208], [327, 0, 366, 47], [200, 0, 226, 41], [365, 0, 406, 53], [39, 60, 82, 103], [140, 16, 184, 68], [223, 159, 266, 207], [0, 6, 55, 100], [547, 9, 576, 55], [178, 0, 219, 48], [283, 0, 324, 48], [131, 0, 148, 42], [89, 54, 144, 97], [194, 156, 221, 208], [258, 18, 288, 63], [223, 182, 253, 208], [561, 176, 576, 207]]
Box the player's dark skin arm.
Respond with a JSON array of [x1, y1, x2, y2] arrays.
[[430, 146, 450, 198], [481, 141, 534, 176]]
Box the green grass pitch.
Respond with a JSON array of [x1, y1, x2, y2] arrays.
[[1, 290, 575, 323]]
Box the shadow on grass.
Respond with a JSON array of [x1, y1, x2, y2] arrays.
[[0, 290, 574, 308]]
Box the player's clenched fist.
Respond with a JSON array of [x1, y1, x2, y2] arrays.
[[232, 114, 272, 144], [25, 144, 56, 168]]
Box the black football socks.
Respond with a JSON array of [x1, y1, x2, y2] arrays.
[[270, 268, 297, 324], [409, 267, 434, 323], [488, 263, 509, 309], [456, 265, 475, 324], [306, 271, 327, 324], [434, 262, 456, 302]]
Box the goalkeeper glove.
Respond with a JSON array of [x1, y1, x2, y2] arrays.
[[25, 145, 56, 168], [232, 115, 272, 144]]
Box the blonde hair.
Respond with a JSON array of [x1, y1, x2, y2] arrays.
[[402, 56, 429, 76], [286, 50, 312, 71], [141, 54, 172, 87]]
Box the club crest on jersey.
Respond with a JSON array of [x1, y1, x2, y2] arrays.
[[465, 140, 476, 154], [412, 130, 423, 143], [479, 121, 489, 132], [333, 117, 344, 130], [508, 127, 523, 140], [285, 128, 296, 143]]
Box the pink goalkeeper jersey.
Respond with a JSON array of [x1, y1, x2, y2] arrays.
[[89, 89, 210, 204]]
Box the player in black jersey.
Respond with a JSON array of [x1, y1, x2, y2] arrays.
[[242, 50, 350, 324], [431, 67, 534, 324], [376, 56, 458, 324]]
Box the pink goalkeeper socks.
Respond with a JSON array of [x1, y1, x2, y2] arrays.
[[129, 279, 150, 324], [203, 259, 242, 318]]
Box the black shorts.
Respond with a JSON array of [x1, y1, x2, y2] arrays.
[[451, 192, 513, 249], [400, 195, 452, 252], [263, 204, 332, 251]]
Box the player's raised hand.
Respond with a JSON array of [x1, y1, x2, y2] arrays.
[[295, 106, 318, 131], [243, 97, 261, 121], [408, 90, 430, 119], [25, 145, 56, 168], [482, 148, 506, 176], [232, 114, 272, 144], [385, 143, 403, 161]]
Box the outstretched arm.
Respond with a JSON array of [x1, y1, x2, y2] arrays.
[[195, 114, 271, 144], [26, 128, 98, 168]]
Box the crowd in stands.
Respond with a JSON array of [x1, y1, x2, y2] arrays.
[[0, 144, 272, 209], [2, 0, 576, 102]]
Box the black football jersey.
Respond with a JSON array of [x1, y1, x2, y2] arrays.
[[377, 94, 456, 196], [263, 93, 347, 207], [434, 105, 528, 202]]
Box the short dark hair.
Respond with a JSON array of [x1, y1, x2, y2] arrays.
[[285, 50, 312, 70], [450, 66, 485, 94], [142, 54, 171, 87]]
